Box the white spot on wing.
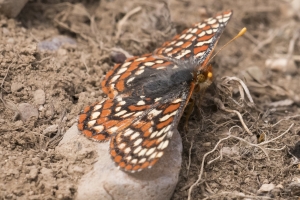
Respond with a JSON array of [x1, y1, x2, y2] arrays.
[[121, 62, 131, 68], [155, 60, 164, 64], [119, 101, 126, 105], [179, 34, 187, 39], [130, 132, 140, 140], [135, 57, 147, 61], [191, 28, 198, 33], [156, 127, 167, 138], [207, 18, 217, 25], [138, 158, 146, 164], [221, 17, 230, 23], [146, 147, 156, 156], [126, 77, 135, 84], [109, 126, 118, 133], [164, 47, 173, 53], [175, 41, 184, 46], [133, 146, 142, 154], [117, 67, 128, 75], [173, 98, 182, 103], [133, 138, 143, 147], [122, 112, 134, 118], [115, 110, 127, 117], [87, 120, 96, 128], [93, 104, 102, 111], [118, 143, 126, 149], [150, 131, 158, 139], [110, 75, 120, 83], [137, 100, 145, 105], [90, 112, 100, 120], [156, 152, 164, 158], [93, 125, 104, 133], [124, 147, 131, 154], [135, 69, 144, 75], [144, 62, 155, 66], [206, 29, 213, 35], [158, 140, 169, 150], [131, 159, 138, 164], [198, 23, 206, 29], [134, 111, 143, 117], [124, 128, 134, 137], [138, 148, 147, 156], [198, 31, 206, 37], [155, 97, 161, 102], [149, 152, 158, 160], [184, 34, 193, 40]]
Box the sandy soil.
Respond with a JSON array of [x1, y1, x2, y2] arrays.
[[1, 0, 300, 199]]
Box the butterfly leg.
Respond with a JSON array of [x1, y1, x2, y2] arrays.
[[184, 98, 195, 132]]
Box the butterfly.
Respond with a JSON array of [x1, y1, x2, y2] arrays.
[[78, 10, 233, 172]]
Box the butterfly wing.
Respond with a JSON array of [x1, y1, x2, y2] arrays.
[[109, 83, 191, 172], [101, 53, 174, 99], [154, 10, 233, 66]]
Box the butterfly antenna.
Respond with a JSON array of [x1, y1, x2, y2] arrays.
[[207, 27, 247, 63]]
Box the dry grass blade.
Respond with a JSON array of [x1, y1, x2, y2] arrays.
[[115, 6, 142, 41]]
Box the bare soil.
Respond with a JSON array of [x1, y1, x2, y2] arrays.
[[1, 0, 300, 199]]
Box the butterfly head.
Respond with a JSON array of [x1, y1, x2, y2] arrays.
[[196, 64, 213, 83]]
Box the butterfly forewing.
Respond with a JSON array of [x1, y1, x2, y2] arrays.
[[155, 10, 232, 63]]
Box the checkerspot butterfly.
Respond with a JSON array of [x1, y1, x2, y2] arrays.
[[78, 10, 233, 172]]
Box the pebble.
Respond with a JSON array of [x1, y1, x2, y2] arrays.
[[18, 103, 39, 122], [0, 0, 28, 17], [26, 167, 38, 180], [37, 36, 76, 52], [33, 89, 46, 105], [43, 124, 58, 135], [11, 82, 23, 93], [57, 124, 182, 200], [258, 183, 275, 193]]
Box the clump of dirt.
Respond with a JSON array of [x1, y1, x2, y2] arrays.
[[0, 0, 300, 199]]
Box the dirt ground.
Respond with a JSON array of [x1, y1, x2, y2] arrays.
[[1, 0, 300, 199]]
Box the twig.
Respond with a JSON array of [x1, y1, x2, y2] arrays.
[[187, 123, 293, 200], [187, 135, 232, 200], [187, 140, 194, 175], [211, 97, 253, 135]]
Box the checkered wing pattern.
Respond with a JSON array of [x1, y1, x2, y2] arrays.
[[155, 11, 232, 65], [78, 10, 233, 173], [101, 53, 173, 99], [79, 83, 190, 172]]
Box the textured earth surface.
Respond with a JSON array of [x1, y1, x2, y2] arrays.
[[1, 0, 300, 199]]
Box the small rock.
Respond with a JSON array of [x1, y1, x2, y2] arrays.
[[57, 124, 182, 200], [18, 103, 39, 122], [11, 82, 23, 93], [43, 124, 58, 135], [202, 142, 211, 147], [37, 35, 76, 52], [221, 146, 240, 157], [110, 51, 127, 63], [26, 167, 38, 180], [13, 120, 24, 127], [33, 89, 46, 105], [0, 0, 28, 18], [258, 183, 275, 193], [21, 44, 37, 55], [269, 99, 294, 107], [265, 57, 297, 74]]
